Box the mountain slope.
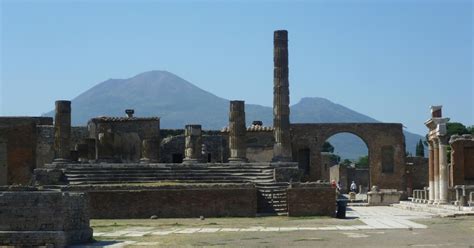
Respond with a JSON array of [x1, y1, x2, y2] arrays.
[[44, 70, 424, 159]]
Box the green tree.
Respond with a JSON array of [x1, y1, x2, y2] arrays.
[[355, 155, 369, 168], [340, 159, 352, 167], [415, 139, 425, 157], [467, 125, 474, 135], [321, 141, 335, 153], [447, 122, 469, 137]]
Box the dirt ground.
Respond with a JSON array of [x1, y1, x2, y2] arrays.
[[89, 216, 474, 247]]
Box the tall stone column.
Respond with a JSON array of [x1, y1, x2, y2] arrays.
[[438, 136, 449, 204], [183, 125, 202, 164], [228, 101, 247, 162], [272, 30, 292, 162], [433, 139, 440, 203], [53, 100, 71, 163], [428, 141, 435, 203]]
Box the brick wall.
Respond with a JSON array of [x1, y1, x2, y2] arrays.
[[0, 190, 93, 246], [287, 183, 336, 217], [67, 185, 257, 218]]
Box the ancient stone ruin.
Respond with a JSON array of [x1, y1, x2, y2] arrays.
[[3, 29, 471, 246]]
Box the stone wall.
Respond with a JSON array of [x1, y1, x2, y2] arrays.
[[287, 182, 336, 217], [0, 190, 93, 246], [0, 117, 53, 185], [450, 135, 474, 186], [291, 123, 406, 190], [406, 156, 429, 193], [221, 129, 274, 162], [65, 184, 257, 218], [36, 125, 90, 168], [160, 134, 227, 163]]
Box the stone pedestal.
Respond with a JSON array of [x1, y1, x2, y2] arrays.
[[183, 125, 202, 164], [228, 101, 247, 162], [272, 30, 292, 162], [53, 100, 71, 163]]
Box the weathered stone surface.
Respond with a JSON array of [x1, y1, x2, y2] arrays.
[[54, 100, 72, 163], [88, 115, 160, 163], [228, 100, 247, 162], [273, 30, 292, 162], [0, 190, 93, 246], [450, 134, 474, 186], [0, 117, 52, 184], [291, 123, 406, 190], [78, 185, 257, 218], [367, 188, 403, 206], [287, 182, 336, 216], [183, 125, 202, 163]]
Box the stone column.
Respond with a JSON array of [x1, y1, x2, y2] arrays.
[[140, 138, 160, 163], [438, 136, 449, 204], [183, 125, 202, 164], [433, 139, 440, 203], [272, 30, 292, 162], [228, 100, 247, 162], [428, 141, 435, 203], [53, 100, 71, 163]]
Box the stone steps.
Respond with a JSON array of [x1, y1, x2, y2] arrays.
[[256, 182, 289, 215], [62, 165, 276, 185]]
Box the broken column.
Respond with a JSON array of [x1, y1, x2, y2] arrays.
[[272, 30, 292, 162], [140, 138, 160, 163], [228, 100, 247, 162], [183, 124, 202, 164], [53, 100, 71, 163]]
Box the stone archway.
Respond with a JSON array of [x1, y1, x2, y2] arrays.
[[291, 123, 406, 190]]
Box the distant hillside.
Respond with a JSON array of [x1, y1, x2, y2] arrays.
[[44, 70, 424, 159]]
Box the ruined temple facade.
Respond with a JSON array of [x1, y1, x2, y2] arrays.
[[0, 29, 412, 191]]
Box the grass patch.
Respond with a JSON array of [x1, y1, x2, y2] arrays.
[[294, 238, 325, 242]]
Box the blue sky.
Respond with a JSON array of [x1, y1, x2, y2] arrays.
[[1, 0, 472, 135]]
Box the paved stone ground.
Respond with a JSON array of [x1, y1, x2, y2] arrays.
[[73, 206, 474, 247]]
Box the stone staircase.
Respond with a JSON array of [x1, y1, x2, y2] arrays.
[[256, 182, 289, 216], [63, 164, 275, 185]]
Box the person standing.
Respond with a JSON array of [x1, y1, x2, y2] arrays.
[[350, 181, 357, 193]]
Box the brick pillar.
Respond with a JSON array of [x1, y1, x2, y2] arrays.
[[140, 138, 160, 163], [433, 140, 440, 203], [228, 100, 247, 162], [53, 100, 71, 163], [183, 125, 202, 164], [272, 30, 292, 162], [428, 141, 435, 203], [438, 136, 449, 204]]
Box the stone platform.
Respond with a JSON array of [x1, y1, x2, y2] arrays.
[[392, 201, 474, 217], [0, 190, 93, 247]]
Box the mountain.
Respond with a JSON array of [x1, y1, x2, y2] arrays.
[[44, 70, 424, 159]]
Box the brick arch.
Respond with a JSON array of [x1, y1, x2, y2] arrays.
[[291, 123, 406, 190]]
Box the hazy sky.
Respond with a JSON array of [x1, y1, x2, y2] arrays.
[[1, 0, 472, 135]]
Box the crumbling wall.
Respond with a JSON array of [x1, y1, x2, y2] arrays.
[[0, 190, 93, 246], [65, 184, 257, 218], [287, 182, 336, 217]]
